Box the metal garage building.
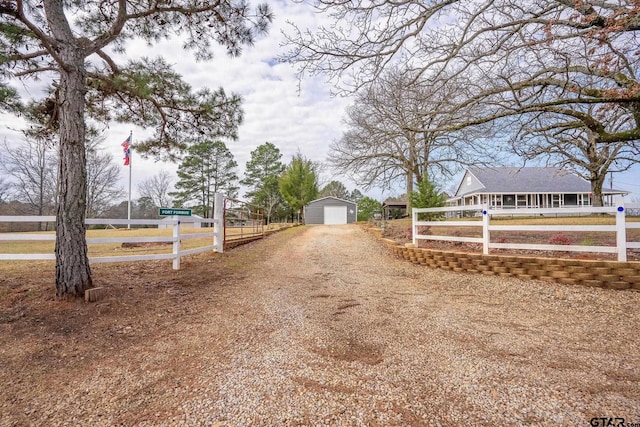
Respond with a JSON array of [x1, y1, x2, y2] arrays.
[[304, 197, 357, 225]]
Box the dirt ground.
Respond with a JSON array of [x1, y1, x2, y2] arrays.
[[1, 225, 639, 426]]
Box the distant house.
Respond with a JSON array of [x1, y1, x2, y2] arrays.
[[447, 167, 628, 209], [304, 197, 357, 225]]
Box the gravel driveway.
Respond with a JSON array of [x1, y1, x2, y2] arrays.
[[2, 224, 639, 426]]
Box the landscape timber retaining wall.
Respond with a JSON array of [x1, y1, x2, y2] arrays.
[[368, 228, 640, 291]]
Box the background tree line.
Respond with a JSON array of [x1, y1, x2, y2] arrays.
[[0, 136, 384, 227]]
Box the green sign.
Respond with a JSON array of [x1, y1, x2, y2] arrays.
[[159, 208, 192, 216]]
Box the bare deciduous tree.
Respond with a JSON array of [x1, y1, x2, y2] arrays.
[[138, 170, 174, 211], [0, 177, 10, 203], [504, 107, 640, 205], [85, 140, 125, 218], [330, 68, 497, 196], [0, 139, 57, 226], [284, 1, 640, 205]]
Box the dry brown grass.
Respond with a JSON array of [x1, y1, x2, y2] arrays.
[[381, 216, 640, 261], [0, 224, 294, 261]]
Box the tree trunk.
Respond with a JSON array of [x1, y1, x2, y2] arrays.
[[590, 174, 605, 208], [406, 170, 413, 211], [55, 49, 92, 298]]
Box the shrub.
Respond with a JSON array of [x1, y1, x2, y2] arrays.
[[549, 232, 572, 245], [580, 237, 595, 246]]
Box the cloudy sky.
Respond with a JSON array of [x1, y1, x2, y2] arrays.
[[2, 1, 640, 203], [106, 1, 366, 201]]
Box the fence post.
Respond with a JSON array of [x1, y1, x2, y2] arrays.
[[173, 218, 181, 270], [213, 192, 224, 253], [482, 204, 490, 255], [615, 196, 627, 262], [412, 207, 417, 246]]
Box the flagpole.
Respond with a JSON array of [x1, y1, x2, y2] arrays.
[[127, 131, 132, 229]]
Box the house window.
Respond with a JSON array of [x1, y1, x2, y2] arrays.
[[504, 194, 516, 207], [466, 176, 472, 186], [529, 194, 539, 208], [564, 194, 578, 206], [517, 195, 527, 208], [491, 194, 502, 208], [552, 194, 561, 208], [578, 194, 591, 206]]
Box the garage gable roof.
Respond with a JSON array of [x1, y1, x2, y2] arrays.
[[307, 196, 357, 207]]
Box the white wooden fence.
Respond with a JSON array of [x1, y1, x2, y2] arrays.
[[0, 195, 224, 270], [412, 198, 640, 262]]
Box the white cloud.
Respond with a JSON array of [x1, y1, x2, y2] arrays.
[[100, 1, 373, 201]]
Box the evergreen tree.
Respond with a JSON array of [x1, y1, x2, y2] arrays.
[[319, 180, 349, 199], [409, 176, 446, 220], [241, 142, 285, 198], [349, 189, 364, 203], [241, 142, 285, 224], [279, 154, 319, 221], [170, 140, 239, 218], [134, 196, 156, 220]]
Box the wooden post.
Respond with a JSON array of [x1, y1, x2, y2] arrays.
[[412, 207, 417, 246], [213, 193, 224, 253], [482, 204, 490, 255], [172, 217, 181, 270], [615, 196, 627, 262]]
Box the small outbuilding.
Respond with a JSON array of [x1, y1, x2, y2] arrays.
[[382, 197, 408, 220], [304, 197, 357, 225]]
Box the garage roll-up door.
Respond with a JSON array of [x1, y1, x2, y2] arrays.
[[324, 206, 347, 225]]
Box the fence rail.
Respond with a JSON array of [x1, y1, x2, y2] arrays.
[[224, 198, 264, 242], [412, 198, 640, 262], [0, 194, 225, 270]]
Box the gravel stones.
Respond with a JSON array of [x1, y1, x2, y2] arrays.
[[2, 225, 639, 426]]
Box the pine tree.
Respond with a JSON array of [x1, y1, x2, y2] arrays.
[[409, 176, 446, 220], [241, 142, 285, 224], [241, 143, 285, 198], [319, 181, 349, 199], [170, 140, 239, 218], [1, 1, 271, 297]]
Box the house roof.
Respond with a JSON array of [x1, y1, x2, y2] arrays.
[[382, 197, 408, 207], [458, 167, 627, 196]]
